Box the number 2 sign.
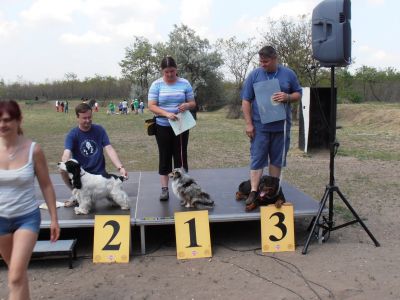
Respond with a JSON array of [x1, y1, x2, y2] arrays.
[[93, 215, 131, 263], [174, 210, 212, 260], [261, 204, 295, 253]]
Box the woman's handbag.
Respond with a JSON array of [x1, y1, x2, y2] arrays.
[[145, 117, 156, 136]]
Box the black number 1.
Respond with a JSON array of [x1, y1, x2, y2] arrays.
[[269, 212, 287, 242], [102, 220, 121, 251], [185, 218, 201, 248]]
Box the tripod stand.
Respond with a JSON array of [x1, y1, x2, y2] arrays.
[[302, 66, 380, 254]]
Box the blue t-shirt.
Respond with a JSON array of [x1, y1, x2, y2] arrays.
[[64, 124, 111, 174], [148, 77, 195, 127], [241, 65, 302, 131]]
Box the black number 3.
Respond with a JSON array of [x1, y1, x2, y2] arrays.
[[269, 212, 287, 242], [102, 220, 121, 251]]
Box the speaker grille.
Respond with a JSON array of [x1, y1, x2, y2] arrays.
[[339, 13, 345, 23]]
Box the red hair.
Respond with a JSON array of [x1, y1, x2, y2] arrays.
[[0, 100, 23, 135]]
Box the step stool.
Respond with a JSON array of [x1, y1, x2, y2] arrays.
[[33, 239, 77, 269]]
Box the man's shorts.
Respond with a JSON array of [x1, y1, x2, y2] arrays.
[[250, 130, 290, 170], [0, 208, 41, 236]]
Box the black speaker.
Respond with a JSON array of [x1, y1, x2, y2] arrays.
[[299, 87, 335, 151], [312, 0, 351, 66]]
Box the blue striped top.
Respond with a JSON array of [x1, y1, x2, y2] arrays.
[[148, 77, 195, 126]]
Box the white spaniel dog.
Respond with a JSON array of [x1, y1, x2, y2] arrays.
[[58, 159, 130, 215]]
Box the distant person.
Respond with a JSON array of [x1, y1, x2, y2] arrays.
[[139, 100, 144, 114], [64, 100, 69, 113], [55, 100, 59, 112], [133, 99, 139, 114], [60, 101, 65, 113], [108, 101, 115, 115], [241, 45, 302, 208], [122, 100, 128, 114], [60, 103, 127, 205], [148, 56, 196, 201], [0, 100, 60, 300], [94, 101, 99, 112]]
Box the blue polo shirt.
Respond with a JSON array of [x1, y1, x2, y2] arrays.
[[241, 65, 302, 131]]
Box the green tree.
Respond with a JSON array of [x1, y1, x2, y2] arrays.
[[161, 24, 225, 110], [215, 37, 258, 118], [120, 36, 158, 100]]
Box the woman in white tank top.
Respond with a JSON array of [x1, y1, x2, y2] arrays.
[[0, 100, 60, 300]]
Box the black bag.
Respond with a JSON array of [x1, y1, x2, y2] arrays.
[[145, 117, 156, 136]]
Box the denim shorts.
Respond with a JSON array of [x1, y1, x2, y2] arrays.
[[0, 208, 41, 235], [250, 130, 290, 170]]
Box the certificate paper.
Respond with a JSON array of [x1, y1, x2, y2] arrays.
[[169, 110, 197, 135], [253, 79, 286, 124]]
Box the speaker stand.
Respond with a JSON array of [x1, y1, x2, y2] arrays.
[[302, 67, 380, 254]]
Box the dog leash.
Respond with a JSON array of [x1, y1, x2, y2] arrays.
[[277, 118, 287, 195], [180, 134, 184, 169]]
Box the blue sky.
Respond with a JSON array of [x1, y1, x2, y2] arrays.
[[0, 0, 398, 83]]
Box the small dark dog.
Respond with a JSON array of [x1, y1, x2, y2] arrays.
[[236, 175, 285, 211], [169, 168, 214, 208]]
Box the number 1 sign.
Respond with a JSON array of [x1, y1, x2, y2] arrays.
[[93, 215, 131, 263], [174, 210, 212, 260]]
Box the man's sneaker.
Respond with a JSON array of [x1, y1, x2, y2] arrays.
[[159, 188, 169, 201], [64, 195, 78, 207], [245, 191, 257, 205]]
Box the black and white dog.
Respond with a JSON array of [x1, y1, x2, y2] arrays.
[[169, 168, 214, 208], [58, 159, 130, 215]]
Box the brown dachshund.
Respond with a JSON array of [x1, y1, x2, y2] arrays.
[[236, 175, 285, 211]]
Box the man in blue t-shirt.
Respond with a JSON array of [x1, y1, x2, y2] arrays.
[[60, 103, 128, 206], [241, 46, 302, 209]]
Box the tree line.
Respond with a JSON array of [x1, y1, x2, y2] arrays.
[[1, 18, 399, 116]]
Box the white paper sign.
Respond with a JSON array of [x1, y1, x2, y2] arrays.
[[168, 110, 196, 135]]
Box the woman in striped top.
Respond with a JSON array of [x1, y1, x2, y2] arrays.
[[148, 56, 197, 201]]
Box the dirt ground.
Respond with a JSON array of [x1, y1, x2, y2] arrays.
[[1, 155, 400, 300]]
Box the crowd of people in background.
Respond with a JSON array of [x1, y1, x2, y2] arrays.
[[55, 98, 145, 115], [55, 100, 69, 113], [107, 99, 145, 115]]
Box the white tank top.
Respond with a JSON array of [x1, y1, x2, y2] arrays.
[[0, 142, 38, 218]]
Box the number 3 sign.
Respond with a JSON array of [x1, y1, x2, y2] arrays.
[[261, 203, 295, 253], [93, 215, 131, 263], [174, 210, 212, 260]]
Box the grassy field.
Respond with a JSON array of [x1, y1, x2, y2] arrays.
[[18, 100, 400, 174]]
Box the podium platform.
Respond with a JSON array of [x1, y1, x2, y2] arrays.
[[38, 168, 323, 254]]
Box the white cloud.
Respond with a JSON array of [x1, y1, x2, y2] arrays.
[[60, 31, 111, 45], [107, 19, 161, 40], [268, 0, 317, 19], [0, 13, 18, 37], [179, 0, 212, 37], [229, 0, 317, 42], [367, 0, 384, 5], [353, 44, 399, 70], [20, 0, 81, 24]]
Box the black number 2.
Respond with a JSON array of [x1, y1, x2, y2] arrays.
[[102, 220, 121, 251], [269, 212, 287, 242], [185, 218, 201, 248]]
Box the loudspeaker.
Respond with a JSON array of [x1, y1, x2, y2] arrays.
[[299, 87, 335, 152], [312, 0, 351, 66]]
